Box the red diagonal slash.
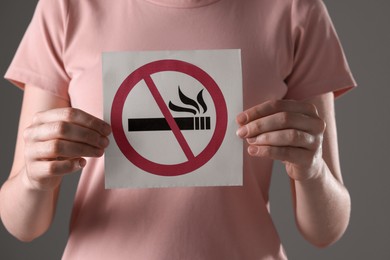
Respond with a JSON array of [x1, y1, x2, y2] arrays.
[[143, 75, 195, 160]]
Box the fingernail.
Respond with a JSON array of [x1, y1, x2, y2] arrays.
[[248, 146, 259, 155], [247, 137, 257, 144], [78, 158, 87, 168], [236, 127, 248, 137], [236, 113, 247, 124]]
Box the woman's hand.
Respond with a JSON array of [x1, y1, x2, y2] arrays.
[[236, 99, 326, 181], [23, 107, 111, 191]]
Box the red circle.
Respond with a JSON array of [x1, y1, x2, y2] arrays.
[[111, 59, 228, 176]]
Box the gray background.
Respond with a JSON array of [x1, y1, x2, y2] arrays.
[[0, 0, 389, 259]]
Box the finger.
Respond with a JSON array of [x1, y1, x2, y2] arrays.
[[247, 129, 319, 150], [32, 108, 111, 136], [26, 158, 86, 190], [236, 99, 319, 125], [27, 140, 105, 160], [247, 145, 316, 167], [237, 112, 325, 138], [24, 121, 109, 149], [29, 158, 86, 178]]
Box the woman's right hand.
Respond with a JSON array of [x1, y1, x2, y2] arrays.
[[23, 107, 111, 191]]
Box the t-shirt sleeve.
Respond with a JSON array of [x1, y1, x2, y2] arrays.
[[284, 0, 357, 100], [4, 0, 70, 100]]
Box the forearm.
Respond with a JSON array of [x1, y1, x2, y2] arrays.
[[0, 88, 110, 242], [0, 168, 58, 242], [293, 160, 351, 247]]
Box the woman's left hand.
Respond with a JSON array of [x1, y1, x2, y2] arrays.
[[236, 99, 326, 181]]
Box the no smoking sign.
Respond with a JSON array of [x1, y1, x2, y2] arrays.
[[103, 50, 243, 188]]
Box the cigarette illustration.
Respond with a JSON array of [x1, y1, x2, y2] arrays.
[[128, 117, 210, 131], [128, 86, 211, 132]]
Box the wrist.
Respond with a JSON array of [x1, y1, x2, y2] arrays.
[[291, 158, 327, 183], [295, 159, 328, 187], [19, 168, 59, 193]]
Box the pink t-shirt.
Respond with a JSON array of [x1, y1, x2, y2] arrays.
[[5, 0, 356, 259]]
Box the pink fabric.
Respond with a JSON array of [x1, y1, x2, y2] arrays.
[[5, 0, 356, 259]]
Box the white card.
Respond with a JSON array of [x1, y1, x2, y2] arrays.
[[103, 49, 243, 189]]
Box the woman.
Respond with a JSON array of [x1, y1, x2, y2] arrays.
[[0, 0, 356, 259]]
